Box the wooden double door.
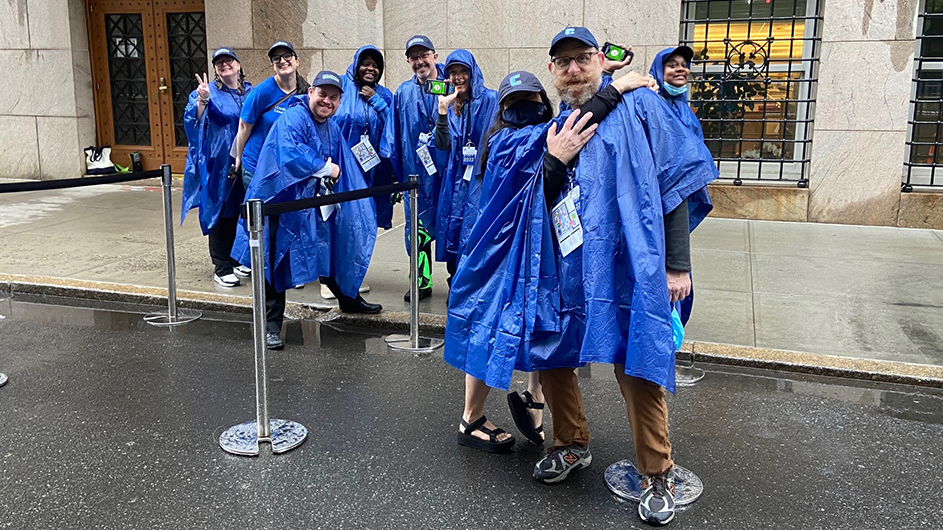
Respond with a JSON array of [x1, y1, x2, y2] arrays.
[[87, 0, 206, 172]]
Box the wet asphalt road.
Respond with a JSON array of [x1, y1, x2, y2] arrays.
[[1, 295, 942, 529]]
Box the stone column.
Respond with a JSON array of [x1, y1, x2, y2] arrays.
[[808, 0, 918, 226], [0, 0, 94, 180]]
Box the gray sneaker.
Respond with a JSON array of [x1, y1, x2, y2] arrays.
[[638, 469, 676, 526], [532, 443, 592, 484]]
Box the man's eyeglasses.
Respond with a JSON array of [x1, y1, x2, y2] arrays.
[[551, 52, 596, 70], [270, 52, 296, 64], [407, 51, 433, 63]]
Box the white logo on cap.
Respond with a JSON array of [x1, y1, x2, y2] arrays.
[[408, 38, 424, 46], [324, 74, 339, 82], [565, 28, 575, 35]]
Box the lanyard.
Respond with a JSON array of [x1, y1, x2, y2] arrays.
[[305, 104, 333, 160], [463, 102, 473, 147]]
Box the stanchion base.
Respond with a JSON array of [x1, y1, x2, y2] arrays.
[[604, 460, 703, 506], [218, 419, 308, 456], [675, 365, 706, 387], [386, 335, 444, 353], [0, 373, 7, 388], [144, 308, 202, 327]]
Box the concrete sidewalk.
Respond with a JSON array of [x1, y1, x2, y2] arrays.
[[1, 182, 942, 369]]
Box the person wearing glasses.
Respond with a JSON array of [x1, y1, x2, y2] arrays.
[[181, 47, 252, 288], [444, 68, 653, 455], [231, 72, 381, 351], [529, 27, 717, 527], [387, 35, 448, 302], [233, 41, 310, 189], [431, 50, 498, 284]]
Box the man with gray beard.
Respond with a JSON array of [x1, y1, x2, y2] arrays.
[[532, 27, 717, 527]]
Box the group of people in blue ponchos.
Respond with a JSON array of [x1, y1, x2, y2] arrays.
[[182, 27, 716, 527]]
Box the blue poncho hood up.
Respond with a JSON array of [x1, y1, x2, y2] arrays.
[[181, 80, 252, 232], [231, 95, 376, 296], [332, 45, 396, 229], [649, 48, 703, 139], [435, 50, 499, 263]]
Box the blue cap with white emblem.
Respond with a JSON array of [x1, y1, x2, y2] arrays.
[[549, 26, 599, 56], [311, 70, 344, 93], [497, 71, 546, 104]]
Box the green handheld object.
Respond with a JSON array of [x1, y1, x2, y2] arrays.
[[602, 42, 633, 64], [424, 80, 451, 96]]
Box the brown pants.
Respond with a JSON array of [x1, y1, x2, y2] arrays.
[[538, 364, 674, 477]]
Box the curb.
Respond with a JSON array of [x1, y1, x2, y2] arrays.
[[3, 273, 941, 389]]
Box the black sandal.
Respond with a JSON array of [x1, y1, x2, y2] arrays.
[[457, 416, 515, 453], [507, 390, 545, 446]]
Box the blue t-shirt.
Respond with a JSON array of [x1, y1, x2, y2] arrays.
[[240, 76, 296, 174]]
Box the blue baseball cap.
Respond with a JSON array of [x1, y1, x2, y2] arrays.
[[498, 71, 546, 103], [549, 26, 598, 56], [311, 70, 344, 93], [405, 35, 435, 55], [268, 40, 297, 58], [212, 47, 239, 64]]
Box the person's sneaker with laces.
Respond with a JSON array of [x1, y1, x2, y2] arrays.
[[532, 443, 592, 484], [638, 469, 676, 526], [214, 273, 240, 287], [233, 265, 250, 278]]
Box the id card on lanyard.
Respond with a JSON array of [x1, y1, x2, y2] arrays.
[[416, 132, 436, 175], [461, 106, 477, 181], [353, 133, 380, 172], [551, 170, 583, 256]]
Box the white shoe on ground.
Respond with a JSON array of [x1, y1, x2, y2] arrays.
[[214, 273, 240, 288], [359, 282, 370, 293], [233, 265, 250, 278], [320, 283, 336, 299]]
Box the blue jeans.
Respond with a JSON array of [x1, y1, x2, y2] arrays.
[[241, 169, 253, 192]]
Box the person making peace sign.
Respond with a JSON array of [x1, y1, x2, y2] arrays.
[[181, 47, 253, 288]]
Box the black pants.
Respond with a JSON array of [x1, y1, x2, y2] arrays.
[[208, 216, 239, 276], [265, 217, 286, 335], [446, 257, 457, 288]]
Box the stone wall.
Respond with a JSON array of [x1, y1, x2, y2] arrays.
[[207, 0, 684, 109], [0, 0, 95, 180], [807, 0, 918, 226]]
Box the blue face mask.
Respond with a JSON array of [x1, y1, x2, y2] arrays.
[[502, 100, 548, 127], [663, 82, 688, 97]]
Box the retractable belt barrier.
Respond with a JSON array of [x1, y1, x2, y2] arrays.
[[219, 174, 443, 457], [0, 165, 201, 328]]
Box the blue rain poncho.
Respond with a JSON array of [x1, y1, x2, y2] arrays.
[[181, 81, 252, 232], [435, 50, 499, 263], [333, 45, 396, 229], [649, 47, 713, 230], [650, 47, 716, 323], [446, 89, 717, 393], [445, 121, 584, 391], [231, 96, 376, 296], [388, 63, 449, 244]]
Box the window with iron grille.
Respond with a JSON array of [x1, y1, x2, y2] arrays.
[[680, 0, 822, 186], [904, 1, 943, 189]]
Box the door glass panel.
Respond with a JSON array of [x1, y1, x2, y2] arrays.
[[166, 12, 207, 147], [105, 14, 150, 145]]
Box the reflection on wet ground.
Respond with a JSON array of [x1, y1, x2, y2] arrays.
[[1, 295, 942, 529]]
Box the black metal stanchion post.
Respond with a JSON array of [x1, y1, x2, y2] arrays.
[[219, 199, 307, 456], [386, 175, 443, 353], [145, 164, 201, 327]]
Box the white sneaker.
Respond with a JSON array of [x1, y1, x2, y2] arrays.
[[359, 282, 370, 293], [214, 273, 240, 287], [320, 283, 336, 299], [233, 265, 250, 278]]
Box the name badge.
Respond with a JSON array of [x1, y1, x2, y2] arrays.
[[417, 132, 432, 148], [352, 137, 380, 172], [416, 145, 437, 175], [551, 192, 583, 257], [462, 143, 477, 166]]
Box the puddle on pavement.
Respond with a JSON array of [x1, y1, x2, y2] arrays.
[[2, 293, 943, 424]]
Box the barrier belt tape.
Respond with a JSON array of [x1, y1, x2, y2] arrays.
[[257, 180, 420, 217], [0, 170, 164, 194]]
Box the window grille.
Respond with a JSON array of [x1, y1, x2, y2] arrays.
[[904, 0, 943, 190], [680, 0, 823, 186]]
